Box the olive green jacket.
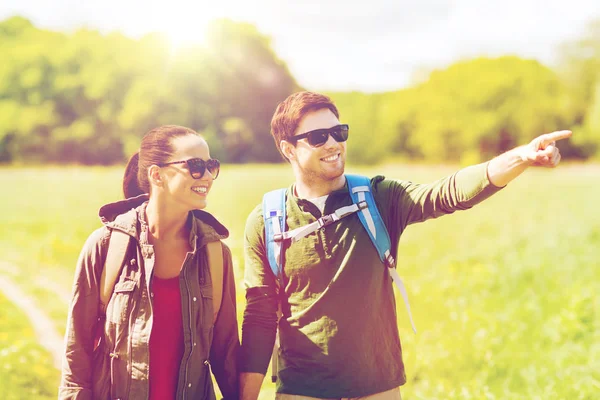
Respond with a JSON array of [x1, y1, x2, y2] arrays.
[[60, 195, 239, 400]]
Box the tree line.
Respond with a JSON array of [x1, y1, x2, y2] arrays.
[[1, 16, 599, 165]]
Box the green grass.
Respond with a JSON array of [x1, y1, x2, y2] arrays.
[[0, 163, 599, 399], [0, 292, 60, 399]]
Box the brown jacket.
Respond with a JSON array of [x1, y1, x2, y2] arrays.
[[59, 195, 239, 400]]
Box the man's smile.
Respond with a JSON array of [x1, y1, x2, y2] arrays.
[[320, 153, 341, 163]]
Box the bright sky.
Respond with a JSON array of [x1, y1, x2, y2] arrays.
[[2, 0, 599, 92]]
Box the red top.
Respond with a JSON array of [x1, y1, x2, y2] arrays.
[[149, 275, 184, 400]]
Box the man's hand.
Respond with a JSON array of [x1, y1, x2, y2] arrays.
[[519, 130, 572, 167], [487, 130, 573, 187]]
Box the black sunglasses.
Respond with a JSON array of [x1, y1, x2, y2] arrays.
[[288, 124, 349, 147], [158, 158, 220, 180]]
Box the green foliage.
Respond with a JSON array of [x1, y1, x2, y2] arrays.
[[329, 18, 600, 165], [325, 92, 396, 164], [1, 164, 599, 399], [331, 56, 579, 164], [558, 20, 600, 108], [0, 17, 299, 164], [1, 16, 600, 165], [556, 19, 600, 159], [202, 20, 300, 162], [570, 83, 600, 159]]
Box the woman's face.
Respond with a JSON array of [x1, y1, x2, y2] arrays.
[[157, 134, 215, 211]]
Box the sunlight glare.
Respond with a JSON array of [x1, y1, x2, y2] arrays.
[[126, 1, 267, 54], [153, 3, 227, 52], [165, 20, 211, 51]]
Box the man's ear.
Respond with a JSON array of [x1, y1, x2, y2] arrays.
[[148, 165, 163, 187], [280, 140, 295, 161]]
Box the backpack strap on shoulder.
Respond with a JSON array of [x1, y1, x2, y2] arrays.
[[263, 188, 287, 287], [99, 229, 131, 315], [346, 174, 417, 334], [345, 174, 391, 260], [262, 188, 288, 383], [206, 240, 224, 324]]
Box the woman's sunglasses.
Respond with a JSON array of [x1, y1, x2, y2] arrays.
[[158, 158, 220, 180], [287, 124, 349, 148]]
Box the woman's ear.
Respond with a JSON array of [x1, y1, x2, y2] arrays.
[[148, 165, 163, 187]]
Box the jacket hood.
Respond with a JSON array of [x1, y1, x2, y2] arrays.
[[98, 194, 229, 246]]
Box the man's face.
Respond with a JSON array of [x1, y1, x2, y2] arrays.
[[283, 108, 347, 185]]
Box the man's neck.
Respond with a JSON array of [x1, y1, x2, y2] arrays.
[[294, 175, 346, 199]]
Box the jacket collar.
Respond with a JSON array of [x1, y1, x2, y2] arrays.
[[289, 174, 386, 201], [98, 194, 229, 247]]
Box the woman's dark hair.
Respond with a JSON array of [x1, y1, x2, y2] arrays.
[[123, 125, 198, 198]]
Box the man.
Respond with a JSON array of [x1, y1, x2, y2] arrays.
[[239, 91, 571, 399]]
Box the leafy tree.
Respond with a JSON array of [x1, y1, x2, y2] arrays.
[[330, 57, 576, 164], [0, 17, 299, 164], [0, 16, 597, 164], [558, 19, 600, 158]]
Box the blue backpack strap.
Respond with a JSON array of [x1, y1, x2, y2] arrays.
[[262, 188, 287, 383], [345, 174, 393, 265], [346, 174, 417, 333], [262, 188, 287, 287]]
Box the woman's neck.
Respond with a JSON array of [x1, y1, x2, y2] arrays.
[[145, 196, 189, 241]]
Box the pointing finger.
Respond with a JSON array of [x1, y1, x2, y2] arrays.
[[543, 130, 572, 144]]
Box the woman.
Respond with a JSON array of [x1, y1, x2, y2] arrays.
[[59, 125, 239, 400]]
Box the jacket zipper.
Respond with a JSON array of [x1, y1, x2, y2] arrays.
[[143, 261, 154, 399], [127, 246, 146, 399], [181, 253, 193, 400]]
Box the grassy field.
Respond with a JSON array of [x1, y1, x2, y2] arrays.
[[0, 163, 599, 399], [0, 292, 59, 400]]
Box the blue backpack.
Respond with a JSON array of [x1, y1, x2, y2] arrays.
[[262, 174, 416, 381]]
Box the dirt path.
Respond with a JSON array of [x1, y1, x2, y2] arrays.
[[0, 272, 63, 369]]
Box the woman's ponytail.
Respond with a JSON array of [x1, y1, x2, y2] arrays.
[[122, 152, 144, 199]]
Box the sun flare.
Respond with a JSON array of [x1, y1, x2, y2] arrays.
[[126, 1, 263, 54], [164, 20, 211, 51], [143, 2, 229, 52]]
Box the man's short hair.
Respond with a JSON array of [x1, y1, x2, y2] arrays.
[[270, 91, 340, 160]]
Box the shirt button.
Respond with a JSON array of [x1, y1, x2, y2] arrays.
[[150, 292, 154, 298], [194, 342, 197, 346], [193, 297, 197, 302], [188, 383, 192, 388]]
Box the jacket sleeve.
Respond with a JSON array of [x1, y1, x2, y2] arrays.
[[58, 227, 108, 400], [210, 243, 240, 400], [239, 205, 279, 374]]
